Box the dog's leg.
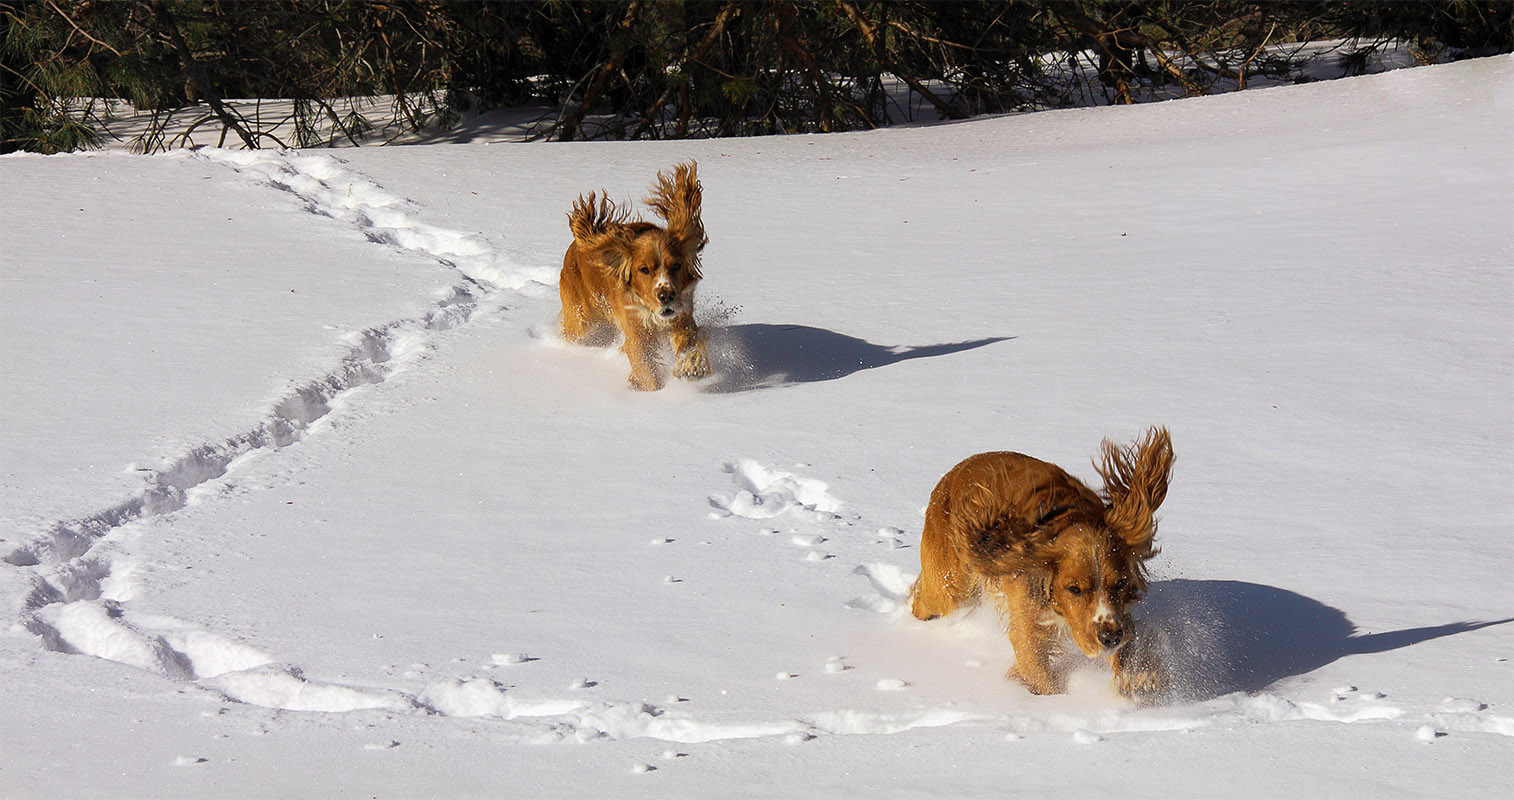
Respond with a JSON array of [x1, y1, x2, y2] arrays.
[[560, 304, 591, 344], [910, 513, 972, 620], [1110, 625, 1170, 704], [669, 317, 710, 380], [620, 322, 664, 391], [1001, 577, 1066, 695], [559, 262, 593, 344]]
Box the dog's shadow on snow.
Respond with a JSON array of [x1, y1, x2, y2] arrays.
[[1140, 579, 1513, 699], [703, 323, 1012, 393]]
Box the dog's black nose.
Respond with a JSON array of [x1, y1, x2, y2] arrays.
[[658, 289, 676, 305], [1098, 627, 1124, 649]]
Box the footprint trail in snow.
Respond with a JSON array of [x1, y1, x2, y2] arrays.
[[6, 148, 558, 723]]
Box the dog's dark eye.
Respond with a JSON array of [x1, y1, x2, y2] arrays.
[[670, 263, 682, 273], [639, 266, 651, 275], [1113, 579, 1128, 594], [1065, 585, 1083, 596]]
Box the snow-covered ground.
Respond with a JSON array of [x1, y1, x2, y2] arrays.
[[3, 56, 1511, 798]]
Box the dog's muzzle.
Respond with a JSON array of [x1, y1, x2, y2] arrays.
[[657, 288, 678, 318]]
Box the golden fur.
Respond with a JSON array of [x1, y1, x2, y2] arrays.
[[559, 161, 710, 390], [911, 427, 1174, 702]]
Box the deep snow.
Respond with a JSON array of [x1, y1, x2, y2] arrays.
[[2, 56, 1512, 798]]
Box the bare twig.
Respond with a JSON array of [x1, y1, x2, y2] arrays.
[[1239, 22, 1278, 90], [558, 1, 641, 142], [148, 0, 259, 149], [45, 0, 123, 57], [835, 0, 968, 120]]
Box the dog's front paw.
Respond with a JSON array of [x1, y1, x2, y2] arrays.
[[627, 371, 664, 391], [1009, 664, 1063, 696], [673, 345, 710, 380], [1111, 632, 1170, 704], [1113, 666, 1171, 705]]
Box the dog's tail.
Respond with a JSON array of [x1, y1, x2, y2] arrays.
[[1096, 426, 1173, 556], [645, 161, 707, 269]]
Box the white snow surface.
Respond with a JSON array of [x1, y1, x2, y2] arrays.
[[3, 57, 1512, 798]]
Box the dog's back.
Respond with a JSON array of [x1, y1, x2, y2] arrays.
[[912, 452, 1103, 620], [931, 452, 1103, 538]]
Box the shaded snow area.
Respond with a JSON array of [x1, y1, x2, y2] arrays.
[[3, 57, 1512, 798], [74, 39, 1434, 150]]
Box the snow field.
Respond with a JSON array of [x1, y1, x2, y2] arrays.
[[2, 56, 1512, 798], [6, 147, 1024, 742]]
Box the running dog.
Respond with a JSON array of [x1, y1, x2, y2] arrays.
[[911, 427, 1174, 701], [559, 162, 709, 391]]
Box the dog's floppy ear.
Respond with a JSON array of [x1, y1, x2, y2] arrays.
[[569, 192, 636, 283], [645, 161, 707, 266], [960, 491, 1061, 578], [1096, 426, 1173, 555], [968, 516, 1056, 578]]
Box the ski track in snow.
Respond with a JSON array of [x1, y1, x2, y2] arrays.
[[7, 149, 1509, 748]]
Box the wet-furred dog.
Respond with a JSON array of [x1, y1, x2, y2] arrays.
[[559, 162, 709, 391], [911, 427, 1174, 702]]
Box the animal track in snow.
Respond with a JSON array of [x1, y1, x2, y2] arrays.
[[183, 149, 556, 291], [410, 676, 978, 744], [5, 149, 564, 723], [708, 460, 842, 521], [874, 527, 907, 549], [708, 459, 915, 617], [6, 148, 526, 577], [1425, 696, 1514, 737], [28, 597, 415, 713], [11, 290, 482, 658], [844, 563, 915, 615], [27, 591, 993, 745], [6, 289, 471, 567]]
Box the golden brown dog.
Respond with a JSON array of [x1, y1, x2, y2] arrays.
[[559, 161, 709, 391], [911, 427, 1174, 702]]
